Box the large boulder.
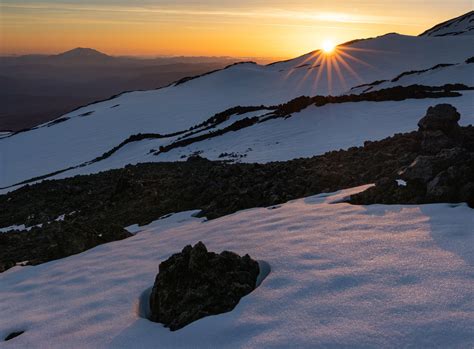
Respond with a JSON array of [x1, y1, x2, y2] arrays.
[[149, 242, 260, 331], [418, 104, 461, 154], [418, 104, 460, 134]]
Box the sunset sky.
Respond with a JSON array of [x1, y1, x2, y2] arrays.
[[0, 1, 472, 58]]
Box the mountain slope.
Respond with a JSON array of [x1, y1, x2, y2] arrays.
[[420, 11, 474, 37], [1, 15, 474, 190], [15, 91, 470, 187], [349, 59, 474, 93]]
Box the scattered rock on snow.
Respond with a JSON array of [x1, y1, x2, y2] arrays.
[[149, 242, 260, 331]]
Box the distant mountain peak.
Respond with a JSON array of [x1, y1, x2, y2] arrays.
[[419, 11, 474, 37], [54, 47, 111, 59]]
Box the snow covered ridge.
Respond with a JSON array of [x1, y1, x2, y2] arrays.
[[2, 86, 474, 191], [349, 59, 474, 93], [1, 187, 473, 347], [1, 19, 474, 189], [420, 11, 474, 37]]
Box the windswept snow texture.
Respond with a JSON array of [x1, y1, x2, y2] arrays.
[[420, 11, 474, 37], [1, 186, 473, 348], [1, 33, 473, 188]]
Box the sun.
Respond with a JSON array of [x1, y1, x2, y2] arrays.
[[322, 40, 336, 54]]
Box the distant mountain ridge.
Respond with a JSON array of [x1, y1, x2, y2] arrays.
[[0, 51, 240, 132], [44, 47, 115, 65], [53, 47, 112, 60], [0, 49, 255, 66]]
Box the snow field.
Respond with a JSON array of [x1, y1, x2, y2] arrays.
[[1, 186, 473, 348]]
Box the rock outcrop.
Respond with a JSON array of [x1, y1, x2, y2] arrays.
[[149, 242, 260, 331], [417, 104, 461, 154], [351, 104, 474, 207]]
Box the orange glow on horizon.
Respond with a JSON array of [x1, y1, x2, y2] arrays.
[[0, 2, 471, 57]]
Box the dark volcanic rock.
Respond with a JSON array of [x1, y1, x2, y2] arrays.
[[402, 148, 467, 183], [418, 104, 461, 154], [420, 129, 455, 154], [351, 104, 474, 207], [418, 104, 460, 133], [0, 221, 131, 271], [149, 242, 259, 331]]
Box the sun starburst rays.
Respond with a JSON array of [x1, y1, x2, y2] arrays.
[[283, 42, 380, 95]]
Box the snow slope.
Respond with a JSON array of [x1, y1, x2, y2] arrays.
[[1, 186, 473, 348], [349, 61, 474, 94], [420, 11, 474, 37], [30, 92, 474, 184], [1, 33, 473, 189]]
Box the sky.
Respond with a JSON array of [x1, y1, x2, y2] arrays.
[[0, 1, 472, 58]]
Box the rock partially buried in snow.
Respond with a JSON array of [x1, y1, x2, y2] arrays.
[[149, 242, 260, 331]]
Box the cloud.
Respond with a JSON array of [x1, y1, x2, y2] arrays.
[[1, 2, 416, 26]]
